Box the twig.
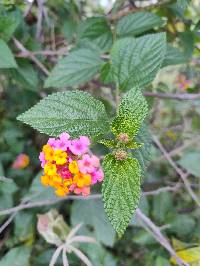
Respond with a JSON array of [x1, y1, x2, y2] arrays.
[[135, 209, 188, 266], [0, 213, 17, 235], [0, 194, 102, 217], [152, 135, 200, 207], [13, 37, 50, 76], [108, 0, 174, 21], [24, 0, 34, 18], [16, 48, 68, 57], [36, 0, 44, 41], [143, 183, 181, 196], [155, 136, 200, 162], [144, 92, 200, 100]]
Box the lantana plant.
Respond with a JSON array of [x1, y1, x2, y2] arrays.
[[17, 30, 167, 237]]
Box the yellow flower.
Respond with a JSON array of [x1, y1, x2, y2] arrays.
[[55, 186, 69, 197], [43, 144, 54, 162], [44, 162, 57, 176], [53, 149, 67, 165], [73, 173, 91, 188], [69, 161, 79, 174], [49, 174, 62, 187], [41, 175, 50, 186], [63, 178, 73, 187]]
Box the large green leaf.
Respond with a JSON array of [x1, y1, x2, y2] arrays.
[[17, 90, 110, 138], [0, 39, 17, 68], [162, 45, 188, 67], [102, 154, 141, 236], [116, 12, 163, 37], [71, 199, 116, 247], [44, 49, 103, 88], [111, 33, 166, 90], [112, 88, 148, 138], [0, 246, 31, 266], [77, 17, 113, 52]]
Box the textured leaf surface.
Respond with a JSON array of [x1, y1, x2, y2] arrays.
[[178, 152, 200, 177], [44, 49, 103, 88], [116, 12, 163, 37], [78, 17, 113, 52], [71, 199, 116, 247], [133, 124, 152, 176], [112, 88, 148, 138], [111, 33, 166, 90], [102, 154, 141, 236], [162, 45, 188, 67], [17, 91, 110, 137], [0, 39, 17, 68]]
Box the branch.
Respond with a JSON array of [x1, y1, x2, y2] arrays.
[[0, 194, 102, 216], [135, 209, 189, 266], [144, 92, 200, 100], [108, 0, 174, 21], [152, 135, 200, 207], [13, 37, 50, 76]]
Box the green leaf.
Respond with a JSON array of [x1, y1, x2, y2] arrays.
[[116, 12, 163, 37], [152, 192, 173, 223], [9, 59, 39, 91], [44, 49, 103, 88], [133, 124, 152, 176], [178, 152, 200, 177], [155, 256, 171, 266], [102, 154, 141, 236], [112, 88, 148, 138], [0, 246, 31, 266], [77, 17, 113, 52], [162, 45, 188, 67], [0, 9, 20, 42], [177, 0, 190, 10], [111, 33, 166, 90], [14, 211, 35, 242], [0, 39, 17, 68], [170, 215, 195, 237], [17, 90, 110, 138], [71, 199, 116, 246]]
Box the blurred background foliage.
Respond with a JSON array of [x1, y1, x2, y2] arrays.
[[0, 0, 200, 265]]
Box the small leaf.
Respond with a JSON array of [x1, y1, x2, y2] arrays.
[[111, 33, 166, 90], [99, 139, 117, 148], [133, 124, 152, 176], [102, 154, 141, 236], [178, 151, 200, 177], [77, 17, 113, 52], [17, 90, 110, 138], [111, 88, 148, 138], [0, 39, 17, 68], [116, 12, 163, 37], [44, 49, 103, 88], [170, 246, 200, 265]]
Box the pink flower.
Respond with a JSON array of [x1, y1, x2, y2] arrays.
[[57, 165, 72, 179], [78, 154, 95, 174], [69, 136, 90, 155], [90, 155, 100, 167], [54, 139, 69, 151], [91, 169, 104, 184], [74, 186, 90, 196], [39, 152, 46, 168], [47, 138, 57, 147], [59, 132, 70, 142]]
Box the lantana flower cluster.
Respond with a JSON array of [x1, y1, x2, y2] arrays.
[[39, 133, 104, 197]]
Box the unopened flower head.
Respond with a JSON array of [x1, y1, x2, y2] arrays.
[[39, 133, 104, 197], [12, 153, 30, 169]]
